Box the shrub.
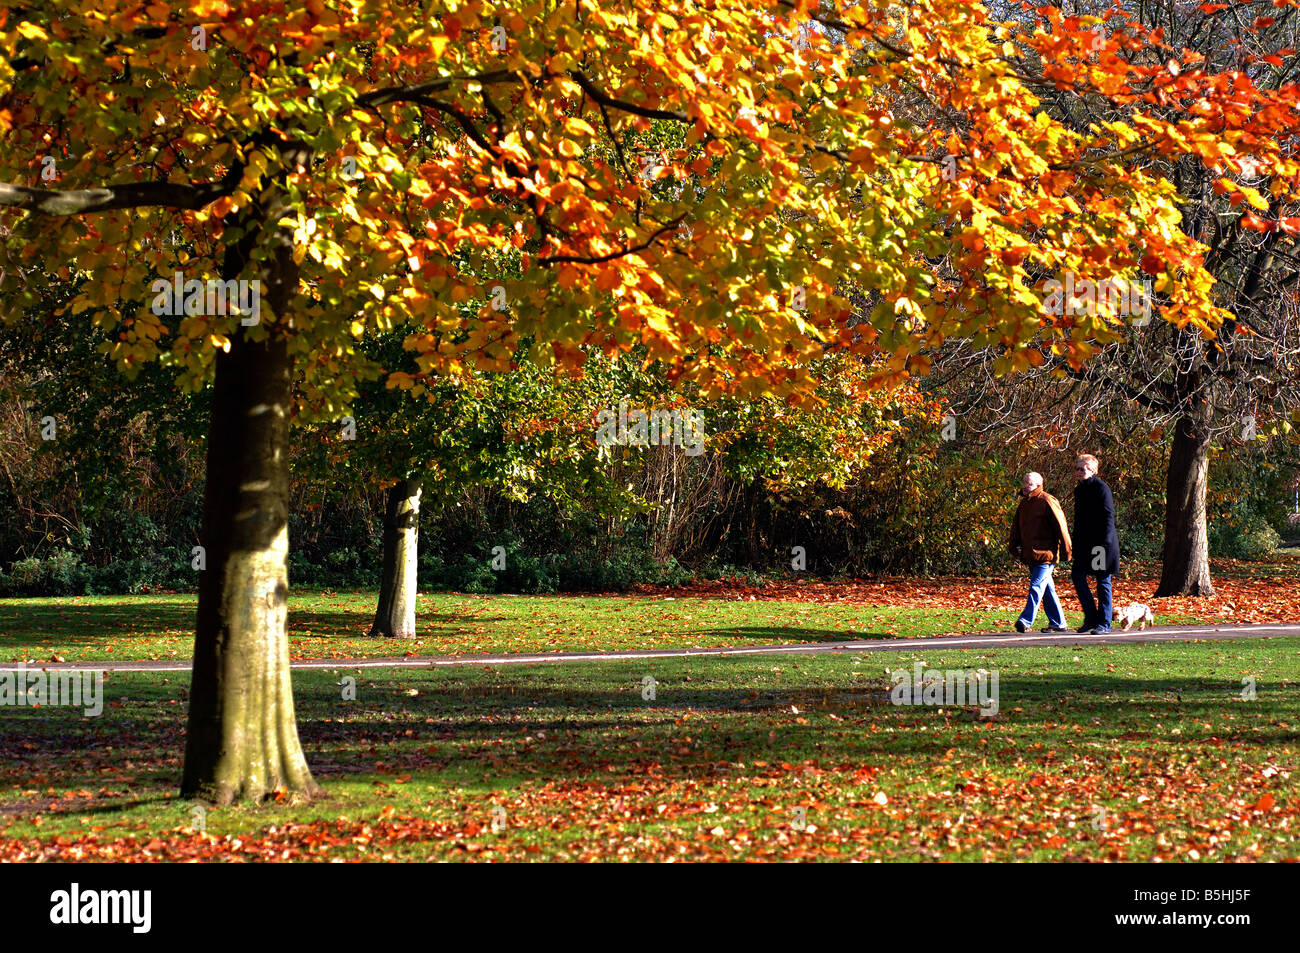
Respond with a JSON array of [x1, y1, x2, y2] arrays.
[[1209, 517, 1283, 560], [0, 549, 90, 596], [1240, 524, 1282, 560]]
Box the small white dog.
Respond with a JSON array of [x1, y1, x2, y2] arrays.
[[1113, 603, 1155, 631]]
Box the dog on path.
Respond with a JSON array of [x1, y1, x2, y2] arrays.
[[1113, 603, 1154, 631]]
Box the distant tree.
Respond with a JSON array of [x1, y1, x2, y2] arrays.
[[924, 1, 1300, 595]]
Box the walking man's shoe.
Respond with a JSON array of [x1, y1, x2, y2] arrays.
[[1015, 619, 1028, 632], [1041, 626, 1067, 633], [1075, 622, 1095, 633], [1091, 625, 1111, 634]]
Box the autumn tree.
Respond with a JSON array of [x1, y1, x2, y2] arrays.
[[302, 344, 652, 638], [2, 0, 1268, 801], [0, 271, 208, 580], [919, 0, 1300, 595]]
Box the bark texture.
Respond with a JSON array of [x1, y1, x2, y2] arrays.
[[369, 476, 422, 639], [1156, 411, 1216, 597], [182, 149, 320, 803], [181, 331, 320, 803]]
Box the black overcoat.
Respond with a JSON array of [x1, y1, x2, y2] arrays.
[[1072, 476, 1120, 575]]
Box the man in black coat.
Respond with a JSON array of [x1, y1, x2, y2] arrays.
[[1071, 454, 1120, 633]]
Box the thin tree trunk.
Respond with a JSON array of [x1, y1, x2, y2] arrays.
[[369, 476, 422, 638], [1156, 411, 1215, 597], [181, 329, 320, 803]]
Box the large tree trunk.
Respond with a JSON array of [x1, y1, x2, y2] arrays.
[[369, 476, 422, 639], [182, 154, 320, 804], [1156, 411, 1215, 597], [181, 329, 319, 803]]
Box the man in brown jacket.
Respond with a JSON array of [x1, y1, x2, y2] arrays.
[[1009, 472, 1073, 633]]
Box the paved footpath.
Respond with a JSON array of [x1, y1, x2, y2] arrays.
[[2, 623, 1296, 673]]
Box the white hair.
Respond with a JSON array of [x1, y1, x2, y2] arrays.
[[1023, 471, 1043, 488]]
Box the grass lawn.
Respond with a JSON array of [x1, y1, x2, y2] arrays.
[[0, 591, 1027, 662], [1, 636, 1296, 861], [2, 563, 1283, 663]]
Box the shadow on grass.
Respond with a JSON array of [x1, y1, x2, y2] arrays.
[[286, 609, 497, 639], [0, 597, 488, 651], [1, 662, 1293, 810], [0, 599, 196, 650]]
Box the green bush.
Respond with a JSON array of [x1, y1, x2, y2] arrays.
[[0, 549, 90, 596], [1240, 524, 1282, 560], [450, 554, 500, 594], [411, 530, 688, 594], [3, 556, 46, 593], [695, 560, 768, 585], [1209, 518, 1282, 560], [0, 547, 211, 596], [86, 553, 192, 594], [288, 543, 381, 589]]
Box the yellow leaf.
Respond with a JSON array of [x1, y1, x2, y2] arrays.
[[1239, 184, 1270, 211], [644, 311, 677, 342], [563, 117, 597, 138]]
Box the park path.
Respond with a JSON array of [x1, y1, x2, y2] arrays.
[[1, 622, 1297, 673]]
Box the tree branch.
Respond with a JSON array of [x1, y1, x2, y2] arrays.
[[540, 212, 688, 265], [356, 71, 524, 108], [568, 72, 691, 123], [0, 180, 235, 215]]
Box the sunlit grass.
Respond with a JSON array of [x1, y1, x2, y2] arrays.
[[1, 638, 1295, 861]]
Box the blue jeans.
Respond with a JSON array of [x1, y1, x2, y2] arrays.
[[1072, 569, 1113, 629], [1019, 563, 1066, 629]]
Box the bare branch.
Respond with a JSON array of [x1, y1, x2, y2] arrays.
[[0, 180, 234, 216]]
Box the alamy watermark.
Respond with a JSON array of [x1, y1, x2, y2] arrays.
[[596, 399, 704, 457], [50, 883, 150, 933], [0, 664, 103, 716], [1042, 273, 1153, 325], [889, 663, 999, 717], [150, 271, 261, 326]]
